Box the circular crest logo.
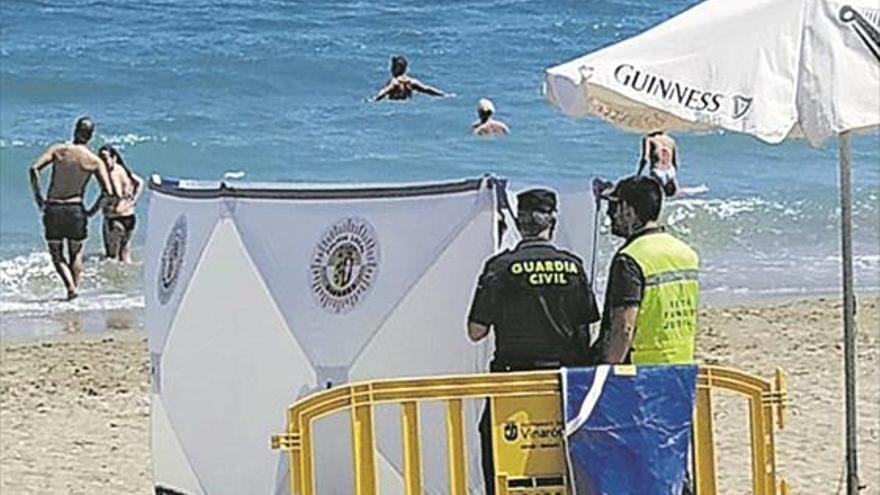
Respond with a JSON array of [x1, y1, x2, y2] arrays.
[[157, 215, 187, 305], [310, 217, 380, 314]]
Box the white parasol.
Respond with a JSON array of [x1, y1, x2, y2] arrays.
[[544, 1, 880, 493]]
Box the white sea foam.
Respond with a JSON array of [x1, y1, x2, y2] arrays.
[[0, 138, 46, 148], [0, 252, 57, 296], [223, 170, 246, 180], [0, 251, 143, 316], [0, 293, 145, 315], [668, 197, 791, 220], [100, 133, 157, 147], [0, 133, 163, 149]]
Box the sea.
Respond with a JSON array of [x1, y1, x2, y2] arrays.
[[1, 0, 878, 340]]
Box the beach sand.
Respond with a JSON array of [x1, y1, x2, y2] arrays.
[[1, 297, 878, 494]]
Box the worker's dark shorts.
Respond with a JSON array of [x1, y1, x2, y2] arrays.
[[43, 203, 87, 241]]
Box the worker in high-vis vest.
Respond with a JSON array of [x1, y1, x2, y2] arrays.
[[596, 175, 699, 365]]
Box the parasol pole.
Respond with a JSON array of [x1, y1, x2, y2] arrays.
[[838, 130, 859, 495]]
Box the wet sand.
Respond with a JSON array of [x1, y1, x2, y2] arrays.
[[1, 297, 878, 494]]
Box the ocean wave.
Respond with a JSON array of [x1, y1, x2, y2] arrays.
[[0, 138, 48, 149], [0, 293, 145, 316], [0, 251, 143, 316], [99, 133, 165, 147], [666, 196, 802, 223], [0, 133, 165, 149]]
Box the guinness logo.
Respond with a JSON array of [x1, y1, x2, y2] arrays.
[[840, 5, 880, 63], [503, 422, 519, 442], [310, 218, 379, 314], [732, 95, 753, 119], [157, 215, 187, 305], [611, 63, 753, 121]]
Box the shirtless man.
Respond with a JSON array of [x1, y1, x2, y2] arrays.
[[28, 117, 114, 300], [372, 55, 451, 101], [471, 98, 510, 137], [88, 145, 143, 264]]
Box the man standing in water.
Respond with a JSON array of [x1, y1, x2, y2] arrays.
[[28, 116, 114, 300], [472, 98, 509, 136], [372, 55, 452, 101]]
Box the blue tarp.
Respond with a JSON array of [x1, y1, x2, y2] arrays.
[[563, 365, 698, 495]]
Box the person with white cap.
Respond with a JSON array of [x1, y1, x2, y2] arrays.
[[472, 98, 510, 136]]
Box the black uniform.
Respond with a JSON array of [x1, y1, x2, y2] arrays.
[[469, 238, 599, 369], [468, 237, 600, 493]]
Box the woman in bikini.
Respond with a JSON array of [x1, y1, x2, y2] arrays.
[[88, 145, 144, 263], [372, 55, 451, 101], [636, 131, 679, 197]]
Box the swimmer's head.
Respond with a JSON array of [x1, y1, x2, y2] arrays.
[[477, 98, 495, 120], [390, 55, 408, 76], [73, 116, 95, 144]]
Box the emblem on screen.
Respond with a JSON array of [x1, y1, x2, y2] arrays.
[[157, 215, 187, 305], [310, 217, 380, 314]]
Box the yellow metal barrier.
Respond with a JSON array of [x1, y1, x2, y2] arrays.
[[271, 366, 788, 495]]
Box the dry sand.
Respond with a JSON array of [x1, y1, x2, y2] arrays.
[[1, 297, 878, 494]]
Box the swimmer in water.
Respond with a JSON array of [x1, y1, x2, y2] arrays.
[[372, 55, 451, 101], [471, 98, 509, 137]]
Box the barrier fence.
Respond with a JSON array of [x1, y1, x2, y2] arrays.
[[271, 365, 788, 495]]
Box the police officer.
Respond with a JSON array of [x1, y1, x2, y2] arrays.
[[467, 187, 600, 494], [597, 175, 700, 365]]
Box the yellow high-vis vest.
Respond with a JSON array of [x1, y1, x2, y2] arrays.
[[620, 231, 700, 364]]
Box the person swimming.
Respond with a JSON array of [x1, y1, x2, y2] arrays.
[[372, 55, 451, 101], [471, 98, 510, 137], [636, 131, 679, 197]]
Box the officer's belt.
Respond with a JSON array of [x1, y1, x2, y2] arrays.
[[490, 359, 563, 372]]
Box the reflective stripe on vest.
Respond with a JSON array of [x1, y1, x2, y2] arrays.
[[620, 232, 700, 365]]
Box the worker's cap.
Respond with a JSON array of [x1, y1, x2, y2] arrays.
[[600, 175, 662, 203], [517, 188, 557, 213], [477, 98, 495, 114]]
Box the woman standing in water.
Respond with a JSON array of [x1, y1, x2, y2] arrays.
[[88, 145, 143, 263], [637, 131, 679, 197]]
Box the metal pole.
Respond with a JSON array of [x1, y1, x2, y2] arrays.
[[838, 130, 859, 495]]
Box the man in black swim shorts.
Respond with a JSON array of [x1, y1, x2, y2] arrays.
[[28, 117, 114, 300]]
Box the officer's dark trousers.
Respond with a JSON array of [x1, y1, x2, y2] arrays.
[[479, 400, 494, 495]]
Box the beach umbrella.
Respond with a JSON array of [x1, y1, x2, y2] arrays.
[[543, 0, 880, 493]]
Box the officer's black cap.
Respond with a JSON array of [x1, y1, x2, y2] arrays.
[[517, 188, 557, 213]]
